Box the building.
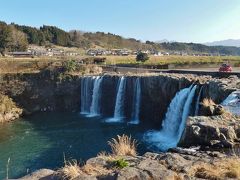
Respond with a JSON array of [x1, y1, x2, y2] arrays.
[[8, 52, 34, 58]]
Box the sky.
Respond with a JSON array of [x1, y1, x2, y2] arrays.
[[0, 0, 240, 43]]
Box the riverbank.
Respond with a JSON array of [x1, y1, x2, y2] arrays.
[[18, 146, 240, 180]]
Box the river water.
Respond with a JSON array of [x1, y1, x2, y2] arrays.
[[0, 112, 146, 179]]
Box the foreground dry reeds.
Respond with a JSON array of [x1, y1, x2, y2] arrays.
[[56, 134, 137, 180], [108, 134, 137, 156], [56, 160, 81, 180], [190, 157, 240, 180]]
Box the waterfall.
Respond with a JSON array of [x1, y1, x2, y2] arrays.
[[194, 86, 203, 116], [80, 77, 94, 114], [89, 76, 103, 117], [144, 85, 197, 151], [106, 77, 127, 122], [221, 91, 240, 116], [129, 78, 141, 124]]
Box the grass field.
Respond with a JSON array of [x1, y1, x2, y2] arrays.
[[1, 55, 240, 73], [104, 55, 240, 66]]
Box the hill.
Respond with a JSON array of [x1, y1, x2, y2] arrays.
[[1, 21, 240, 56]]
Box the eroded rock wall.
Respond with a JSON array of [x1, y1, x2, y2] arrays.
[[0, 71, 237, 125]]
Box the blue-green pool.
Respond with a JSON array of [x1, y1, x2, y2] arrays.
[[0, 113, 147, 179]]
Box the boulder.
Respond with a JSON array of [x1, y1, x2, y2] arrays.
[[180, 115, 240, 148], [16, 169, 56, 180]]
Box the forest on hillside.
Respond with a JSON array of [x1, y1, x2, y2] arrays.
[[1, 21, 240, 56]]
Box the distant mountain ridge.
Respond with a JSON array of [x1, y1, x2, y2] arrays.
[[205, 39, 240, 47]]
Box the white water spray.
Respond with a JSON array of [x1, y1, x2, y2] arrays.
[[89, 76, 103, 117], [106, 77, 127, 122], [80, 77, 94, 114], [222, 91, 240, 116], [129, 78, 141, 124], [144, 85, 197, 151]]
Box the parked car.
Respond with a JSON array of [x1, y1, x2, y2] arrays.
[[219, 63, 232, 72]]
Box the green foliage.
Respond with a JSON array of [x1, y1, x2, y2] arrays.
[[63, 60, 78, 72], [0, 22, 11, 55], [112, 159, 129, 169], [136, 52, 149, 62], [0, 22, 28, 55]]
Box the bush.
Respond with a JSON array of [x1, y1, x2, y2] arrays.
[[63, 60, 77, 72], [108, 134, 137, 156], [112, 159, 129, 169], [136, 52, 149, 62]]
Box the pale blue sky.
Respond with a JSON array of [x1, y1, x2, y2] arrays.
[[1, 0, 240, 43]]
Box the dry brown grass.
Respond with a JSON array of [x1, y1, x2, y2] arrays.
[[56, 160, 81, 180], [97, 151, 117, 161], [201, 98, 216, 107], [81, 163, 111, 176], [108, 134, 137, 156], [190, 158, 240, 180], [0, 95, 16, 114], [56, 160, 111, 179]]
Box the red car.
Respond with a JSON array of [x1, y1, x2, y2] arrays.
[[219, 64, 232, 72]]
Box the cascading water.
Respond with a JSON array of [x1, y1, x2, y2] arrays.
[[89, 76, 103, 117], [80, 77, 94, 114], [221, 91, 240, 116], [129, 78, 141, 124], [143, 85, 197, 151], [194, 86, 203, 116], [106, 76, 127, 122]]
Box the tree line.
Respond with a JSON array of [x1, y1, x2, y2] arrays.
[[1, 21, 240, 56]]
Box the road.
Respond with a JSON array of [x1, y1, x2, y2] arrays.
[[102, 65, 240, 78]]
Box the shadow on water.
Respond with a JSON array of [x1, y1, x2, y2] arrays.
[[0, 112, 149, 179]]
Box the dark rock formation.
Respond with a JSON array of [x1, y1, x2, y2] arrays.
[[0, 71, 237, 126], [180, 115, 240, 148], [0, 71, 82, 114]]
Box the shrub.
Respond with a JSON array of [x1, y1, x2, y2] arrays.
[[112, 159, 129, 169], [136, 52, 149, 62], [63, 60, 77, 72], [108, 134, 137, 156]]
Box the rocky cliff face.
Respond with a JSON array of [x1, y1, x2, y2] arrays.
[[0, 71, 82, 115], [0, 71, 238, 125], [180, 115, 240, 148]]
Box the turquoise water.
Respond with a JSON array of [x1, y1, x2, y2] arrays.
[[0, 113, 146, 179]]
